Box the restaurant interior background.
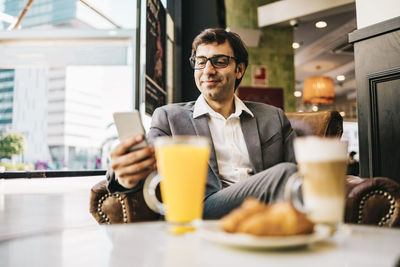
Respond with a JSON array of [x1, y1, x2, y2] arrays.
[[0, 0, 398, 181]]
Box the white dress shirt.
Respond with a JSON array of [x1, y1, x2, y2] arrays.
[[193, 94, 254, 186]]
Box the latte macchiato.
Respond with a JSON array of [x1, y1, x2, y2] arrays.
[[293, 137, 348, 225]]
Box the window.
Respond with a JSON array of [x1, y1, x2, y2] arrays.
[[0, 0, 139, 172]]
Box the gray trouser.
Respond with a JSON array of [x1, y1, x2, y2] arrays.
[[203, 162, 297, 219]]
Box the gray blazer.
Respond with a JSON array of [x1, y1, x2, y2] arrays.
[[106, 101, 296, 197]]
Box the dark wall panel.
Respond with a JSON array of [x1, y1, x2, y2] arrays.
[[180, 0, 223, 102], [370, 69, 400, 181], [350, 17, 400, 183]]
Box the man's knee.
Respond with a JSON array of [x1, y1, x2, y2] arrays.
[[262, 162, 297, 202], [271, 162, 297, 177]]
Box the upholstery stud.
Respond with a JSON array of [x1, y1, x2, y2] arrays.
[[108, 193, 128, 224], [357, 190, 396, 226]]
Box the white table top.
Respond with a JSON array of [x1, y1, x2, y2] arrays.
[[1, 177, 400, 267]]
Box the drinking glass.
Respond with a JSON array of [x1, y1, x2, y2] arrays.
[[143, 135, 210, 234], [286, 136, 348, 230]]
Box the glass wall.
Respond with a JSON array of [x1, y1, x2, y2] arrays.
[[0, 0, 138, 171]]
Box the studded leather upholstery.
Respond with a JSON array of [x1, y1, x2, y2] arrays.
[[90, 180, 160, 224], [345, 176, 400, 227]]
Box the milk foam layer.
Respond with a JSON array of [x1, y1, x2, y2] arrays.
[[294, 137, 347, 163]]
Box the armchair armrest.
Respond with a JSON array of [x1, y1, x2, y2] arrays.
[[345, 176, 400, 227], [89, 180, 160, 224]]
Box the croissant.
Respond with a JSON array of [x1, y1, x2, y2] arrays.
[[220, 198, 266, 233], [221, 198, 314, 236]]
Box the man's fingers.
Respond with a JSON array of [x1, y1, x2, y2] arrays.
[[117, 156, 156, 176], [110, 146, 154, 170], [117, 167, 156, 189], [109, 134, 156, 189], [111, 134, 144, 156], [125, 146, 155, 166]]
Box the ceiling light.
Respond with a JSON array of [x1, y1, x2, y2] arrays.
[[336, 75, 345, 81], [312, 105, 319, 112], [292, 42, 300, 49], [294, 90, 302, 97], [315, 21, 327, 28]]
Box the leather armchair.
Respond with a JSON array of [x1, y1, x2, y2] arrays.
[[90, 111, 400, 227]]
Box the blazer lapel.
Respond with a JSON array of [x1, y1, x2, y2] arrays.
[[241, 114, 263, 173], [191, 115, 220, 179]]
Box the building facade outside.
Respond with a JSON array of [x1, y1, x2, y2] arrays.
[[0, 69, 14, 133], [0, 0, 133, 170]]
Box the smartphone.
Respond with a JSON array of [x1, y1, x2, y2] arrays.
[[113, 110, 148, 152]]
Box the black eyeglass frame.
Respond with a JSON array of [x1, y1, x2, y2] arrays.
[[189, 55, 238, 70]]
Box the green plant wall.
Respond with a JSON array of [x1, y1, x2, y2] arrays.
[[225, 0, 295, 111]]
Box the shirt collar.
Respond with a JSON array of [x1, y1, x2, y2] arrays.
[[193, 94, 254, 119], [233, 94, 254, 118]]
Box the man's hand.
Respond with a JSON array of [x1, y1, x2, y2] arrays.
[[110, 134, 156, 189]]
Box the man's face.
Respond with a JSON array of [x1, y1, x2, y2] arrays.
[[194, 41, 245, 104]]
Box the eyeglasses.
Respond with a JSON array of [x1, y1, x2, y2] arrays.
[[189, 55, 237, 70]]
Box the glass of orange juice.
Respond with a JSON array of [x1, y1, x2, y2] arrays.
[[143, 135, 210, 234]]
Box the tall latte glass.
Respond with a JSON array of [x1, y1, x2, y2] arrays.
[[287, 137, 348, 228], [143, 135, 210, 234]]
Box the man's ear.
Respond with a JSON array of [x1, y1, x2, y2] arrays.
[[235, 62, 246, 79]]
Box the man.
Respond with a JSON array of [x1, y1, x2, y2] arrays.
[[347, 151, 359, 176], [107, 28, 297, 219]]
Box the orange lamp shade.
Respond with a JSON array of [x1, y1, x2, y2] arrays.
[[302, 76, 335, 104]]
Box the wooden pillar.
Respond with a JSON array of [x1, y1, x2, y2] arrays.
[[349, 16, 400, 182]]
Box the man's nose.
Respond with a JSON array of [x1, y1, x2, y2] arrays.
[[203, 60, 216, 74]]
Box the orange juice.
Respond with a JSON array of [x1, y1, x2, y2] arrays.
[[155, 143, 210, 223]]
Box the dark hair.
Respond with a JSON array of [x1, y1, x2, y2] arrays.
[[191, 28, 248, 89], [350, 151, 357, 157]]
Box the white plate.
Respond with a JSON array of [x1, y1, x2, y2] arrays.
[[196, 221, 331, 249]]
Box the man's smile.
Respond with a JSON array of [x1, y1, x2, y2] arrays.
[[201, 78, 221, 85], [203, 80, 218, 84]]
